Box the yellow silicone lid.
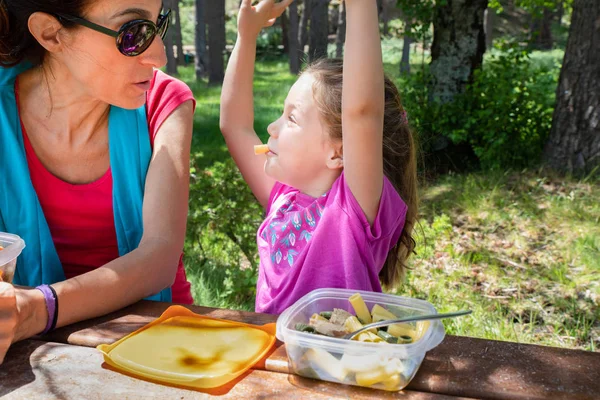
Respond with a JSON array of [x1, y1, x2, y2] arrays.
[[97, 305, 276, 389]]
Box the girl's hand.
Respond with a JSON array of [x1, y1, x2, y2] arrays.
[[0, 282, 18, 364], [238, 0, 293, 39]]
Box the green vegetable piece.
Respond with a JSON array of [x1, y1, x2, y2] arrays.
[[319, 311, 333, 320], [295, 323, 316, 333], [377, 330, 398, 344]]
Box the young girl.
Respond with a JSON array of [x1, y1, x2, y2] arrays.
[[220, 0, 417, 314]]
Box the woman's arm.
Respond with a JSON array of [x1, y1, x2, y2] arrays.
[[220, 0, 291, 208], [11, 100, 194, 341], [341, 0, 385, 225]]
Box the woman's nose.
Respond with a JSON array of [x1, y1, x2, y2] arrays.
[[139, 36, 168, 69]]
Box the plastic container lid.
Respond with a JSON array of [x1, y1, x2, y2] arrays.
[[98, 305, 277, 389]]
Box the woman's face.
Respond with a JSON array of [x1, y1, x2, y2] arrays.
[[55, 0, 166, 109]]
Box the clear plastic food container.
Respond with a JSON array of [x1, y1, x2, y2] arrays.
[[0, 232, 25, 283], [276, 288, 445, 391]]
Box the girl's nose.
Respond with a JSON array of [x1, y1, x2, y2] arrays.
[[267, 121, 279, 137]]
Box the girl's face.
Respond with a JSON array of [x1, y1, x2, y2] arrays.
[[265, 73, 341, 191], [54, 0, 166, 109]]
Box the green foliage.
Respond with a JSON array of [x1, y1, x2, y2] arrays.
[[186, 159, 263, 305], [395, 0, 435, 41], [401, 42, 559, 169]]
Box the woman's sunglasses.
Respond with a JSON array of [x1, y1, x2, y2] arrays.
[[55, 10, 171, 57]]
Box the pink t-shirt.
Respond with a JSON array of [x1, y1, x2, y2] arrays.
[[255, 172, 407, 314], [17, 69, 196, 304]]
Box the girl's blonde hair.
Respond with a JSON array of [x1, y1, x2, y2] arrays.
[[305, 58, 418, 288]]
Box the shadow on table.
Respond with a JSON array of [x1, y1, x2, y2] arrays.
[[407, 335, 599, 400], [0, 341, 39, 396]]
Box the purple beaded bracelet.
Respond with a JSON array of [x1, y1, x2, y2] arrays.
[[35, 284, 58, 334]]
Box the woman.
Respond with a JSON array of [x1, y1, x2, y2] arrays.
[[0, 0, 195, 364]]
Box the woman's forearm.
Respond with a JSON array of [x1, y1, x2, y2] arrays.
[[15, 238, 180, 341]]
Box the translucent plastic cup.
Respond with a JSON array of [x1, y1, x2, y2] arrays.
[[0, 232, 26, 283], [276, 288, 446, 391]]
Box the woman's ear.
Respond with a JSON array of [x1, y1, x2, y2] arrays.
[[28, 12, 64, 54]]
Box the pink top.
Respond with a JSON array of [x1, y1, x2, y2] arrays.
[[255, 172, 407, 314], [17, 70, 196, 304]]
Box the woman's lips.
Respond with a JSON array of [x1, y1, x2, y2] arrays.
[[134, 80, 151, 91]]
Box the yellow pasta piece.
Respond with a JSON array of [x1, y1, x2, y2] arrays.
[[253, 144, 269, 155], [356, 331, 383, 342], [415, 320, 431, 340], [349, 293, 372, 324], [382, 373, 402, 391], [304, 348, 347, 381], [340, 354, 383, 373], [387, 323, 417, 339], [310, 313, 329, 323], [371, 304, 397, 320], [343, 316, 363, 333], [355, 367, 391, 387]]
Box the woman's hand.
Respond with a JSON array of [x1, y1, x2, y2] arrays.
[[0, 282, 18, 364], [238, 0, 293, 40]]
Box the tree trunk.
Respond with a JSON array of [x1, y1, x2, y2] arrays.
[[173, 0, 186, 65], [335, 2, 346, 58], [195, 0, 209, 80], [308, 0, 330, 62], [207, 0, 226, 85], [400, 18, 412, 75], [530, 7, 554, 50], [381, 0, 390, 35], [556, 0, 565, 27], [484, 7, 495, 49], [164, 0, 178, 76], [429, 0, 489, 103], [543, 0, 600, 174], [299, 0, 312, 50], [281, 8, 289, 54], [288, 2, 301, 74]]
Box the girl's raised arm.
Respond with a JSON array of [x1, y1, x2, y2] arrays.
[[220, 0, 292, 208], [341, 0, 385, 224]]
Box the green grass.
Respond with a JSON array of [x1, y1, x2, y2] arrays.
[[178, 54, 598, 351], [399, 170, 599, 351]]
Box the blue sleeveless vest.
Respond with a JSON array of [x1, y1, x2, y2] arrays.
[[0, 64, 171, 302]]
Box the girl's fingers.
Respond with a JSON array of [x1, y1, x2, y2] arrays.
[[274, 0, 294, 13], [255, 0, 275, 14], [264, 18, 277, 27]]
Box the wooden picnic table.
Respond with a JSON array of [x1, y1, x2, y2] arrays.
[[1, 300, 598, 399]]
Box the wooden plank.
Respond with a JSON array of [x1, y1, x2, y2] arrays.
[[42, 301, 600, 400], [406, 335, 599, 400], [0, 341, 467, 400]]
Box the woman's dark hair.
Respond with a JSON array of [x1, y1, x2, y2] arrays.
[[305, 58, 419, 289], [0, 0, 90, 66]]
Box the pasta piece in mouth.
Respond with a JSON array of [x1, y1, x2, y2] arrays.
[[254, 144, 270, 155]]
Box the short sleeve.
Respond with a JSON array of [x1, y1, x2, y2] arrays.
[[145, 69, 196, 146], [336, 172, 407, 242]]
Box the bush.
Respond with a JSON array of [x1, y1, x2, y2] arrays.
[[402, 43, 559, 170], [186, 159, 263, 305]]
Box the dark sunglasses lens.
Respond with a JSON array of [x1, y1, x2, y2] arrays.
[[119, 22, 156, 56]]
